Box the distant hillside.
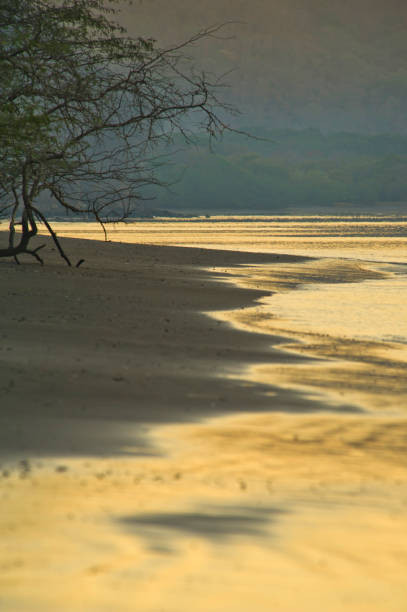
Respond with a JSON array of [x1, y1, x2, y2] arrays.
[[149, 129, 407, 213]]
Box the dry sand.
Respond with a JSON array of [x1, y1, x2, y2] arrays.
[[1, 231, 406, 612]]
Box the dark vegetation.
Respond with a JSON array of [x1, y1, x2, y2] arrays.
[[149, 129, 407, 213]]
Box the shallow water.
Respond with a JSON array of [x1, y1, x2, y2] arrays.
[[45, 215, 407, 334], [266, 264, 407, 344], [2, 216, 407, 611], [44, 214, 407, 261], [47, 216, 407, 404]]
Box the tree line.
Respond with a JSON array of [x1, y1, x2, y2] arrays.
[[149, 129, 407, 212]]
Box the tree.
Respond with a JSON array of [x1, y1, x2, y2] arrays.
[[0, 0, 235, 265]]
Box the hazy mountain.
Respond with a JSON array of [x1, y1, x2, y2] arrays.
[[121, 0, 407, 133]]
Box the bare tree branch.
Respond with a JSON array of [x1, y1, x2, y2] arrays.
[[0, 0, 242, 264]]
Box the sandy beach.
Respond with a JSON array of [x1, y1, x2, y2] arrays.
[[0, 231, 317, 459], [1, 229, 406, 611]]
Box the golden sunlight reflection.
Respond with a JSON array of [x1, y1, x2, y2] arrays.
[[2, 217, 407, 610], [211, 257, 407, 412], [1, 411, 406, 611], [37, 215, 407, 262]]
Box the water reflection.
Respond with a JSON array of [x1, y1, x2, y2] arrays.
[[212, 256, 407, 412], [1, 216, 406, 611], [1, 410, 406, 611], [44, 215, 407, 262]]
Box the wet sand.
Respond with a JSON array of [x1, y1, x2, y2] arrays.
[[1, 231, 406, 611], [0, 232, 321, 460]]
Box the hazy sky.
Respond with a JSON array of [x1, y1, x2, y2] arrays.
[[120, 0, 407, 133]]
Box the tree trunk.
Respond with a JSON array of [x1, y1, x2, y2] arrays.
[[0, 210, 45, 264]]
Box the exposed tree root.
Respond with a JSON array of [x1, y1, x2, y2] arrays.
[[32, 206, 72, 266]]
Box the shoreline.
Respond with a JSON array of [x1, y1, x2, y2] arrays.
[[0, 231, 330, 461], [211, 257, 407, 413], [1, 230, 406, 612], [2, 230, 405, 461]]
